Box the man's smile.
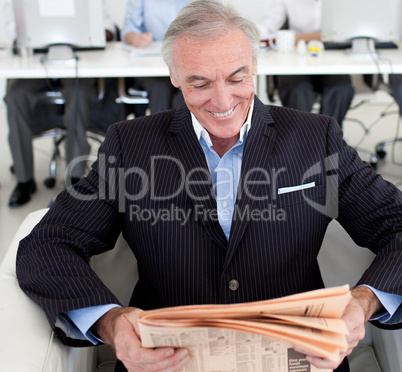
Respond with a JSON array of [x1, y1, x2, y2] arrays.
[[211, 107, 234, 118]]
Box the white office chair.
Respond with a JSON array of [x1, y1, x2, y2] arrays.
[[0, 209, 401, 372]]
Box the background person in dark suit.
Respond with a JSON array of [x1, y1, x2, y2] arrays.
[[16, 1, 402, 372]]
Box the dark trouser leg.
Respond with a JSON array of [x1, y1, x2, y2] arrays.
[[335, 357, 350, 372], [277, 75, 317, 113], [61, 78, 97, 179], [134, 77, 180, 114], [5, 79, 48, 183], [389, 74, 402, 115], [318, 75, 355, 128], [114, 359, 127, 372]]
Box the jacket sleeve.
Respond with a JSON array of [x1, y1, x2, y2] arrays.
[[16, 124, 127, 346], [326, 118, 402, 329]]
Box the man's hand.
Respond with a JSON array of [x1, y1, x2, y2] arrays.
[[93, 307, 190, 372], [125, 32, 153, 48], [293, 286, 383, 370]]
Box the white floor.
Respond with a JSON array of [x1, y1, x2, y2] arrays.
[[1, 79, 402, 265]]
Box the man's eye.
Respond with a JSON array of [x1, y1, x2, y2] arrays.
[[231, 79, 243, 84], [194, 84, 206, 89]]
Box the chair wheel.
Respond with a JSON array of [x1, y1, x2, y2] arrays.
[[44, 178, 56, 189], [376, 149, 386, 159]]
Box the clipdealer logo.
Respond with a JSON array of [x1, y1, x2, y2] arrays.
[[65, 153, 339, 221], [128, 203, 286, 226]]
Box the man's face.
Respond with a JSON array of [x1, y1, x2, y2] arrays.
[[170, 29, 257, 141]]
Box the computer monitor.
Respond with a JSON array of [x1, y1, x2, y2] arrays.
[[0, 0, 16, 49], [14, 0, 106, 56], [321, 0, 399, 53]]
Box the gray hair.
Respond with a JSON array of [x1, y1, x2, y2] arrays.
[[161, 0, 260, 78]]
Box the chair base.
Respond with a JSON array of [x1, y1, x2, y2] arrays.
[[33, 129, 67, 189], [376, 137, 402, 159], [356, 148, 378, 170]]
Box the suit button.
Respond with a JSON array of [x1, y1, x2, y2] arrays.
[[228, 279, 239, 291]]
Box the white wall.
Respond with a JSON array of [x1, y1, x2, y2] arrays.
[[104, 0, 126, 29], [105, 0, 402, 39], [104, 0, 273, 29], [222, 0, 273, 24], [397, 0, 402, 39]]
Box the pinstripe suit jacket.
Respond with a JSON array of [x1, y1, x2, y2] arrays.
[[17, 96, 402, 346]]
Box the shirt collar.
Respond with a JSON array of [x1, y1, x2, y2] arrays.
[[191, 99, 254, 146]]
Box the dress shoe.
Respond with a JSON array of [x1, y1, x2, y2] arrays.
[[8, 180, 37, 208]]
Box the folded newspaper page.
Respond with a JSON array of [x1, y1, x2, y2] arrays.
[[138, 285, 351, 372]]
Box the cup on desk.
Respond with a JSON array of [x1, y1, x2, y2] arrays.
[[307, 40, 324, 57], [270, 30, 296, 53]]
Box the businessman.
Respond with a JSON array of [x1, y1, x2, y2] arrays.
[[17, 1, 402, 372]]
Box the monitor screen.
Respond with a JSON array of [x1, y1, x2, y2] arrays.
[[0, 0, 16, 49], [321, 0, 399, 52], [14, 0, 106, 53]]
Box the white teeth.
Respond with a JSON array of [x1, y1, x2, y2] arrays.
[[212, 107, 234, 118]]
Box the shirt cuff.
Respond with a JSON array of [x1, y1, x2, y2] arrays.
[[362, 285, 402, 323], [57, 304, 121, 344]]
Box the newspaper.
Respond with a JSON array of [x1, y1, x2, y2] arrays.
[[138, 285, 351, 372]]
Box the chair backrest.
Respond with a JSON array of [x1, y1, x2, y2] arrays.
[[90, 235, 138, 307], [0, 208, 96, 372], [318, 220, 376, 345], [89, 235, 138, 370]]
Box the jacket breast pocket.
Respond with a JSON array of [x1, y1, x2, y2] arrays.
[[275, 183, 325, 208]]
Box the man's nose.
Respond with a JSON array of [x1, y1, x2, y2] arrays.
[[211, 83, 232, 110]]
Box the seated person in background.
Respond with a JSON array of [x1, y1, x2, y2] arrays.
[[5, 5, 116, 208], [256, 0, 355, 128], [16, 1, 402, 372], [120, 0, 191, 114], [390, 74, 402, 115]]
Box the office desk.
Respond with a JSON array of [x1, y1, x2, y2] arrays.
[[257, 46, 402, 75], [1, 41, 402, 79], [0, 42, 168, 79]]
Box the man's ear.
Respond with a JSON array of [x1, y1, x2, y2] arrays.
[[252, 62, 258, 76], [170, 70, 180, 88]]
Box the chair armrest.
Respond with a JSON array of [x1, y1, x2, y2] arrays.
[[371, 326, 402, 372], [0, 209, 95, 372]]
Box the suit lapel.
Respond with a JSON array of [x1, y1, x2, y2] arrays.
[[165, 98, 277, 256], [224, 98, 277, 269], [167, 105, 228, 250]]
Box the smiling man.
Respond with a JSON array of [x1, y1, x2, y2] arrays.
[[169, 27, 257, 157], [16, 1, 402, 372]]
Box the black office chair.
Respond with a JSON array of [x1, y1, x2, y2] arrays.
[[356, 74, 402, 166], [265, 74, 379, 169], [373, 74, 402, 163], [11, 77, 149, 189], [340, 75, 401, 170], [41, 77, 149, 188]]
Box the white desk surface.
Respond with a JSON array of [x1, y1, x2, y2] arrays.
[[1, 41, 402, 79], [257, 45, 402, 75]]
